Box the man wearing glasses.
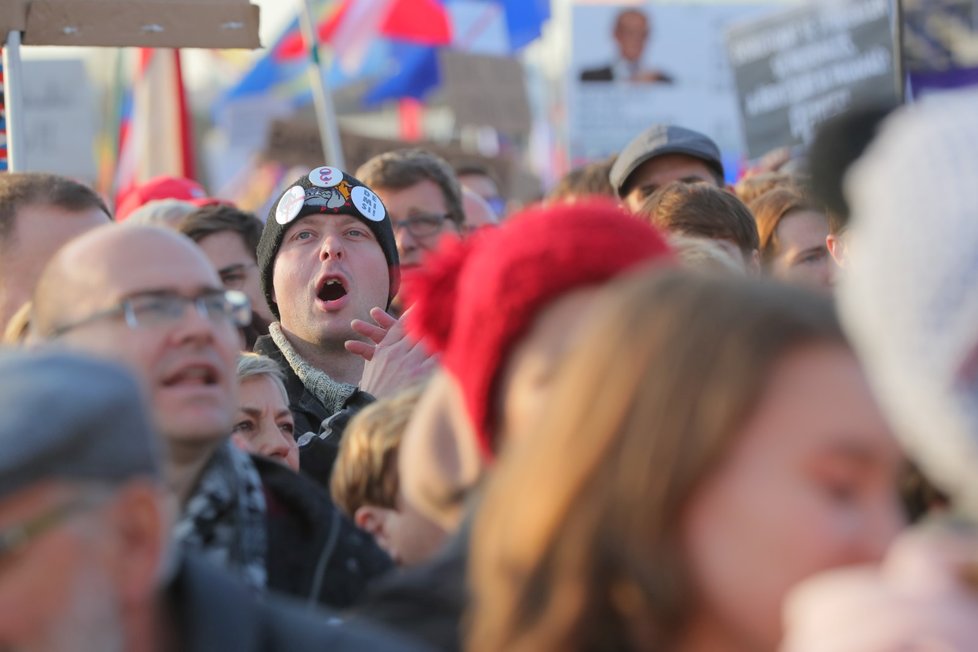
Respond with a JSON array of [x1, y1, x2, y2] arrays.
[[0, 349, 426, 651], [29, 224, 394, 608], [356, 148, 465, 273]]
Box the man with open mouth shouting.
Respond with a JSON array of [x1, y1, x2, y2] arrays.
[[256, 167, 433, 485]]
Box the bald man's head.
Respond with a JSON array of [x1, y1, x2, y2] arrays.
[[33, 225, 219, 336], [32, 224, 242, 448]]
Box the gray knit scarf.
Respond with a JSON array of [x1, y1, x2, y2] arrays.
[[269, 322, 356, 415], [174, 442, 268, 590]]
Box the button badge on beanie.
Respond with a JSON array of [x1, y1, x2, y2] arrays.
[[275, 186, 306, 225], [351, 186, 386, 222], [307, 166, 344, 188]]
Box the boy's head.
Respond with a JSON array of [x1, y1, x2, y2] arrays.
[[330, 384, 446, 566], [638, 181, 760, 272]]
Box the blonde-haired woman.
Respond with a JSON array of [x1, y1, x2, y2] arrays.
[[468, 271, 904, 652]]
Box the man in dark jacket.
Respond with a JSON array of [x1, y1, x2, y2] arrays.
[[31, 224, 392, 608], [255, 167, 430, 484], [0, 349, 426, 652]]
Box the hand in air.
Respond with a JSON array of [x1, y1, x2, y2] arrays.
[[346, 306, 436, 398]]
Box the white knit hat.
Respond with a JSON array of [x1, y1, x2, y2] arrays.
[[839, 89, 978, 515]]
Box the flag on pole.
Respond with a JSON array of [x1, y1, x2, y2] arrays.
[[114, 49, 196, 207], [0, 52, 7, 172], [278, 0, 453, 73], [364, 0, 551, 105]]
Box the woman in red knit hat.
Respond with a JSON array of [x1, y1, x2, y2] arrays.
[[397, 198, 673, 532], [467, 271, 904, 652], [352, 198, 672, 651]]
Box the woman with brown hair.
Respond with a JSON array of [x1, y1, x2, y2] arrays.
[[749, 188, 834, 290], [467, 271, 904, 652]]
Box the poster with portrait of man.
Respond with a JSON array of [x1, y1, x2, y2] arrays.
[[568, 1, 775, 170]]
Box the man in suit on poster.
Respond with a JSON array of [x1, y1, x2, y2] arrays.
[[580, 7, 674, 84]]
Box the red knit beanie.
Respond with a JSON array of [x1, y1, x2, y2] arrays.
[[403, 198, 673, 458]]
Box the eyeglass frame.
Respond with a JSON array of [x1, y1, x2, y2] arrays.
[[390, 213, 451, 239], [0, 495, 104, 562], [47, 288, 252, 339]]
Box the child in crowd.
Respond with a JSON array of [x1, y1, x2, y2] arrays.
[[332, 384, 448, 567]]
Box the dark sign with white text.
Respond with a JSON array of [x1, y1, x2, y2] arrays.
[[726, 0, 900, 159]]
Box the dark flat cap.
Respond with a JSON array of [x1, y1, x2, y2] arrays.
[[609, 124, 724, 197], [0, 349, 161, 500]]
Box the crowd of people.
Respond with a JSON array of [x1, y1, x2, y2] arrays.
[[0, 84, 977, 652]]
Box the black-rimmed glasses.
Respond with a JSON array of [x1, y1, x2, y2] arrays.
[[391, 214, 449, 238], [49, 289, 252, 338]]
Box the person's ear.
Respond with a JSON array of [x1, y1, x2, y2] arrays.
[[827, 233, 847, 268], [103, 481, 169, 605], [354, 505, 397, 557], [748, 249, 762, 276]]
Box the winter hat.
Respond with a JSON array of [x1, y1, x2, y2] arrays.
[[0, 349, 161, 499], [258, 166, 399, 319], [403, 198, 673, 457], [838, 89, 978, 516], [116, 176, 214, 221]]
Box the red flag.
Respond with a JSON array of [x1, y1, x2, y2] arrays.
[[277, 0, 452, 65]]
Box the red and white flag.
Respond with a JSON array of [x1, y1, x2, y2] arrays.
[[115, 49, 195, 204]]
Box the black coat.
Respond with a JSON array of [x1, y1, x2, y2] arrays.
[[254, 455, 394, 609], [352, 520, 471, 652], [168, 553, 430, 652], [254, 334, 374, 486]]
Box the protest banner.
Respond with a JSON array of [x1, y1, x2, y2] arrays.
[[726, 0, 901, 159], [263, 117, 517, 198], [2, 0, 260, 48], [17, 59, 97, 181], [567, 1, 774, 174], [439, 50, 532, 136], [1, 0, 260, 171]]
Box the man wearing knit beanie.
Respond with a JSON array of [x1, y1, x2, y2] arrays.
[[354, 199, 672, 649], [255, 166, 431, 484]]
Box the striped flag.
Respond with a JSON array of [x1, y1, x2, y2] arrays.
[[278, 0, 452, 73], [114, 49, 196, 206], [0, 52, 7, 172]]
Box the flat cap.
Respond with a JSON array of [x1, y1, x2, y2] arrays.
[[0, 349, 161, 500], [610, 124, 724, 197]]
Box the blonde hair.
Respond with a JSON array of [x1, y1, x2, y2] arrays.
[[667, 234, 745, 275], [330, 383, 426, 517], [733, 171, 803, 206], [467, 270, 845, 652], [124, 199, 197, 229], [2, 301, 32, 345]]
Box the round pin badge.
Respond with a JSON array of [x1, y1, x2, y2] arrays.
[[275, 185, 306, 225], [307, 166, 343, 188], [351, 186, 386, 222]]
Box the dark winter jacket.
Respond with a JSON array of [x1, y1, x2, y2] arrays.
[[352, 519, 471, 652], [254, 334, 374, 486], [167, 552, 430, 652], [254, 455, 394, 609]]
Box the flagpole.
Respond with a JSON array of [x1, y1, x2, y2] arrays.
[[3, 31, 26, 171], [298, 0, 346, 169]]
